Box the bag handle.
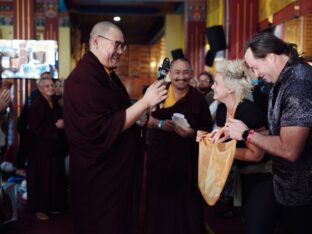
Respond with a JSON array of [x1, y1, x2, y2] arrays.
[[197, 127, 225, 143]]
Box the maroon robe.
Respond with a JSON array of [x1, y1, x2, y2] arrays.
[[146, 87, 212, 234], [27, 94, 68, 213], [63, 51, 143, 234]]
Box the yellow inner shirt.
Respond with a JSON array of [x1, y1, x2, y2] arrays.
[[104, 66, 113, 80], [164, 84, 176, 108]]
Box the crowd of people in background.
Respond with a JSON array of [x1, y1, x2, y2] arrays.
[[0, 72, 68, 227], [0, 21, 311, 234], [0, 72, 11, 232]]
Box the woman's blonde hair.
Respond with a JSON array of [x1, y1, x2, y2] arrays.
[[215, 59, 252, 103]]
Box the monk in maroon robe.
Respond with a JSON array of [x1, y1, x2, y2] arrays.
[[63, 21, 167, 234], [28, 77, 68, 220], [146, 58, 213, 234]]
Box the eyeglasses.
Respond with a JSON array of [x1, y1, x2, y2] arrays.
[[198, 80, 210, 84], [41, 84, 54, 88], [97, 35, 127, 52]]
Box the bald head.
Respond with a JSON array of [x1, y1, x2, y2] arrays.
[[89, 21, 121, 48], [89, 21, 125, 68]]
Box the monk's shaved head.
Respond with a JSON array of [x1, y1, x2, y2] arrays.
[[89, 21, 125, 68], [89, 21, 121, 47]]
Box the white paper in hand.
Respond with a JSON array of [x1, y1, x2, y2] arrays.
[[172, 113, 190, 129]]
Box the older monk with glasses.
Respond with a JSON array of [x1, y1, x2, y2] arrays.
[[64, 21, 167, 234]]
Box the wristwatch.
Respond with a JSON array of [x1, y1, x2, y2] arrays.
[[242, 129, 250, 141]]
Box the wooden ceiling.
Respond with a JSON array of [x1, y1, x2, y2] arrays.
[[64, 0, 184, 44]]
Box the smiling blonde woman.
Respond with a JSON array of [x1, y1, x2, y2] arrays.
[[211, 59, 279, 234]]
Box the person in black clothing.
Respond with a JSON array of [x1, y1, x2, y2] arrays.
[[197, 71, 214, 106], [27, 76, 68, 220], [211, 59, 278, 234], [225, 33, 312, 234], [251, 78, 272, 122], [15, 72, 52, 175], [53, 79, 64, 107]]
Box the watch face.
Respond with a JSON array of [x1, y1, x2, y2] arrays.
[[242, 129, 250, 141]]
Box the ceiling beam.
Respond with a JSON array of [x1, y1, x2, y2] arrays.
[[76, 0, 184, 4], [69, 6, 163, 16]]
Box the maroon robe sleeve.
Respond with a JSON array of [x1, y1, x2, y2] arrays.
[[193, 90, 213, 132], [66, 82, 125, 150]]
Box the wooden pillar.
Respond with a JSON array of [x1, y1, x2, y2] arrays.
[[5, 0, 36, 162], [227, 0, 258, 59], [12, 0, 36, 117], [185, 0, 207, 77], [13, 0, 35, 39], [12, 0, 37, 114], [44, 0, 58, 40], [12, 0, 36, 116]]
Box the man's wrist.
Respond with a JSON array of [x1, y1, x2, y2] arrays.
[[140, 97, 150, 110], [246, 129, 255, 144], [242, 129, 255, 143], [242, 129, 250, 141]]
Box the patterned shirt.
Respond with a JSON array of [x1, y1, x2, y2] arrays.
[[268, 59, 312, 206]]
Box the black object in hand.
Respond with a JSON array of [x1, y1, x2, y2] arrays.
[[157, 57, 170, 80]]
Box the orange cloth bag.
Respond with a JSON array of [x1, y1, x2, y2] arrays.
[[197, 131, 236, 206]]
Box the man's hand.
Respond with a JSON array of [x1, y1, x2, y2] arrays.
[[224, 118, 249, 141], [0, 88, 10, 112], [175, 125, 195, 138], [55, 119, 64, 129], [161, 119, 175, 132], [142, 80, 167, 108]]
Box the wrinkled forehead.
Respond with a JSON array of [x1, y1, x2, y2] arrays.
[[170, 60, 191, 71], [105, 27, 124, 41], [214, 72, 223, 81], [198, 74, 209, 81], [40, 79, 53, 86]]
